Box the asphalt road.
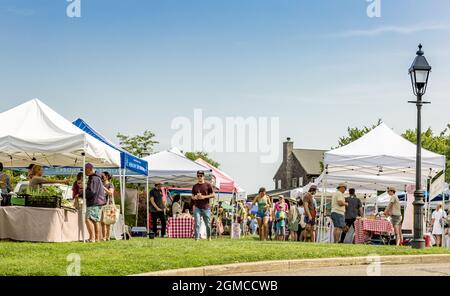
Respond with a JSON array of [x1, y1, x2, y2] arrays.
[[232, 263, 450, 276]]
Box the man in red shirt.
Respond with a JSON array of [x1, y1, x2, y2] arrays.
[[192, 170, 215, 241]]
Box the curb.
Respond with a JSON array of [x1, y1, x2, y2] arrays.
[[133, 254, 450, 276]]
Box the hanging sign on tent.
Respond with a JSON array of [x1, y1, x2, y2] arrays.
[[125, 188, 138, 215], [430, 172, 445, 201]]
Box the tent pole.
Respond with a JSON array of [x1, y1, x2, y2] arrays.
[[82, 150, 86, 243], [442, 166, 446, 247], [216, 191, 219, 239], [146, 177, 149, 234], [319, 177, 326, 243], [120, 169, 126, 240]]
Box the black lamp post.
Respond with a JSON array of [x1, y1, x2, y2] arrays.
[[408, 44, 431, 249]]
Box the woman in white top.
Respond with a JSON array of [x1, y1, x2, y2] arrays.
[[171, 195, 182, 217], [431, 204, 447, 247], [297, 199, 306, 241]]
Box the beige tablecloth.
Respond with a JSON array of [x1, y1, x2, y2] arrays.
[[0, 206, 89, 242]]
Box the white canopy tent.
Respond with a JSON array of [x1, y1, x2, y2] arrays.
[[128, 148, 212, 186], [0, 99, 120, 168], [323, 123, 445, 187], [316, 123, 446, 242], [0, 99, 121, 241]]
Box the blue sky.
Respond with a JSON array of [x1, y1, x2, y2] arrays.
[[1, 0, 450, 193]]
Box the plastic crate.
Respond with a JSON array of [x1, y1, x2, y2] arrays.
[[11, 196, 26, 206], [25, 195, 61, 208]]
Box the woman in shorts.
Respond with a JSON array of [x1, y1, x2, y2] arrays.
[[384, 186, 403, 246], [252, 187, 271, 241]]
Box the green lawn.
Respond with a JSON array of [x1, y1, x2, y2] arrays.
[[1, 237, 449, 276]]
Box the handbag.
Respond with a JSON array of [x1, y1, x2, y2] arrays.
[[441, 216, 449, 228], [102, 197, 120, 225]]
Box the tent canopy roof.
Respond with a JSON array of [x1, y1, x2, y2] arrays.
[[0, 99, 120, 167], [128, 148, 212, 186], [321, 123, 445, 190], [325, 123, 445, 171], [72, 118, 148, 176]]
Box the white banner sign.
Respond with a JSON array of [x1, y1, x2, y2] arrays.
[[430, 173, 445, 201]]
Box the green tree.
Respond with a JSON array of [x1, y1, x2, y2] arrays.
[[402, 125, 450, 182], [116, 130, 159, 158], [335, 119, 382, 148], [185, 151, 220, 168]]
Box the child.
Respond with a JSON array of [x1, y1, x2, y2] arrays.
[[275, 196, 288, 241], [250, 215, 258, 235]]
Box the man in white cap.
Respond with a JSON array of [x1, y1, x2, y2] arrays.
[[331, 183, 348, 243]]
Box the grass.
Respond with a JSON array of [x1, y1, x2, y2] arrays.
[[1, 237, 450, 275]]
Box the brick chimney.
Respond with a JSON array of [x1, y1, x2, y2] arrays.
[[283, 137, 293, 164], [283, 137, 293, 188]]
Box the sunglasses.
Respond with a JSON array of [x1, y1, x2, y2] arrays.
[[197, 174, 204, 177]]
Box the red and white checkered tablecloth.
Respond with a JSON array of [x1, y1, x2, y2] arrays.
[[166, 217, 194, 238], [354, 219, 394, 244]]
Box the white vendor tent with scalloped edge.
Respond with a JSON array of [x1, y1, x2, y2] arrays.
[[128, 147, 212, 186], [0, 99, 121, 168], [315, 122, 445, 242], [0, 99, 122, 242], [321, 123, 445, 189]]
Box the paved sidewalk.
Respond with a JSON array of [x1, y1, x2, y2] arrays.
[[134, 254, 450, 276], [233, 262, 450, 276]]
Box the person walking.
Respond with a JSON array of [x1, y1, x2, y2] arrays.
[[384, 186, 403, 246], [192, 170, 215, 241], [84, 163, 106, 242], [288, 197, 300, 241], [303, 185, 318, 242], [331, 183, 348, 243], [252, 187, 271, 241], [274, 195, 288, 241], [340, 188, 362, 243], [237, 201, 248, 237], [0, 163, 12, 194], [150, 183, 167, 238], [431, 204, 447, 247]]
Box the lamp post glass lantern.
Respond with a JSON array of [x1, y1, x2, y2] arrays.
[[408, 44, 431, 249]]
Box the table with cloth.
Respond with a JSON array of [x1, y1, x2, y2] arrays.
[[354, 218, 394, 244], [166, 217, 194, 238], [0, 206, 88, 242]]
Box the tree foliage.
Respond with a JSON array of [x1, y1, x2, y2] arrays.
[[185, 151, 220, 168], [402, 125, 450, 182], [116, 130, 159, 158]]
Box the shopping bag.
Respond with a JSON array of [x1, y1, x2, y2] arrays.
[[231, 222, 241, 239], [102, 198, 120, 225], [343, 225, 355, 244]]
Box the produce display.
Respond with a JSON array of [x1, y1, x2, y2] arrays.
[[14, 186, 76, 209]]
